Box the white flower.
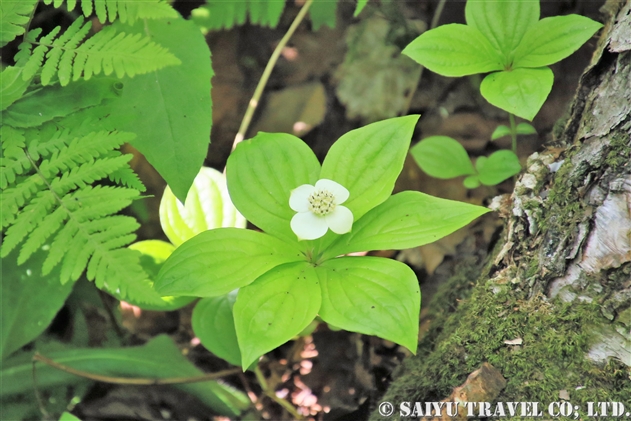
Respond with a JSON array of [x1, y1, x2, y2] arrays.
[[289, 179, 354, 240]]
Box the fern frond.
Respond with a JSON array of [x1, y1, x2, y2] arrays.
[[0, 126, 149, 301], [19, 17, 181, 86], [191, 0, 285, 32], [0, 0, 38, 48], [108, 165, 146, 192], [14, 28, 42, 65], [42, 0, 177, 25], [0, 126, 28, 189], [0, 128, 130, 222]]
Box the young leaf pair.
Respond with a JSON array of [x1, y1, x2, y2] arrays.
[[154, 116, 490, 370], [411, 135, 522, 189], [402, 0, 602, 120]]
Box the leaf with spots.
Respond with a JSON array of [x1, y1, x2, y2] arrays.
[[316, 257, 420, 353], [233, 262, 320, 369]]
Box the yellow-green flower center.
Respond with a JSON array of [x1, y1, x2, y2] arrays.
[[308, 189, 335, 216]]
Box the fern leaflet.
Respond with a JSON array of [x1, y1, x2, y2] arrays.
[[0, 126, 157, 303], [191, 0, 338, 32], [0, 0, 38, 48], [42, 0, 177, 25], [18, 16, 181, 86], [191, 0, 285, 31]]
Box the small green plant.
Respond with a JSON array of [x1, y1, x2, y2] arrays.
[[154, 116, 490, 369], [403, 0, 602, 188]]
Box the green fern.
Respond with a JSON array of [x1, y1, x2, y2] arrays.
[[191, 0, 338, 33], [17, 16, 181, 86], [191, 0, 286, 31], [0, 125, 159, 302], [0, 0, 38, 48], [42, 0, 177, 25]]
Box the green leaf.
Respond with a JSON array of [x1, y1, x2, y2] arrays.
[[463, 175, 481, 189], [516, 122, 537, 135], [106, 17, 212, 203], [320, 115, 419, 221], [353, 0, 368, 17], [465, 0, 539, 60], [234, 262, 321, 369], [410, 136, 475, 179], [0, 66, 33, 111], [105, 240, 195, 311], [323, 191, 490, 258], [476, 150, 522, 185], [512, 15, 603, 69], [1, 77, 123, 128], [309, 0, 338, 30], [59, 412, 81, 421], [402, 24, 503, 77], [490, 125, 511, 140], [192, 292, 241, 367], [480, 67, 553, 121], [316, 257, 420, 353], [1, 335, 250, 416], [155, 228, 303, 297], [0, 0, 38, 48], [226, 132, 321, 245], [160, 167, 246, 247], [1, 247, 74, 360]]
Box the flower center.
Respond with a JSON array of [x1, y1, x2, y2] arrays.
[[308, 189, 336, 216]]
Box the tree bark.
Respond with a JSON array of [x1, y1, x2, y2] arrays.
[[371, 2, 630, 419]]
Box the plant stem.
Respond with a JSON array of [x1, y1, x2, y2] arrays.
[[254, 365, 304, 419], [32, 352, 241, 385], [430, 0, 448, 30], [402, 0, 447, 113], [509, 112, 517, 154], [231, 0, 314, 151]]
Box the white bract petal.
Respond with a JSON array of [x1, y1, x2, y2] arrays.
[[290, 184, 316, 212], [288, 179, 354, 240], [291, 212, 329, 240], [325, 205, 353, 234], [315, 179, 349, 204]]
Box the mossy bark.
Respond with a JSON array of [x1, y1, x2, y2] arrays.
[[371, 3, 630, 420]]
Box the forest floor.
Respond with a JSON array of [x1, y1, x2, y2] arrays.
[[61, 1, 605, 420]]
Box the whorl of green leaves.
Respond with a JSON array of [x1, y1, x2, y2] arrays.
[[0, 125, 150, 300], [42, 0, 177, 24], [15, 16, 181, 86]]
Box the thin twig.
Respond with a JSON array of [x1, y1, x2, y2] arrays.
[[231, 0, 314, 151], [32, 359, 51, 420], [237, 369, 265, 419], [509, 112, 518, 154], [255, 365, 304, 420], [430, 0, 447, 31], [402, 0, 448, 113], [33, 352, 241, 385], [97, 289, 125, 340]]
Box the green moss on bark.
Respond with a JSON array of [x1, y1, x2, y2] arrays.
[[371, 260, 631, 421]]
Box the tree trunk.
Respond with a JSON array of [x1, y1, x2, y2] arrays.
[[371, 2, 630, 419]]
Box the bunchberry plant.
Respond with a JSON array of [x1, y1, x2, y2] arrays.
[[154, 116, 491, 369], [402, 0, 602, 188]]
